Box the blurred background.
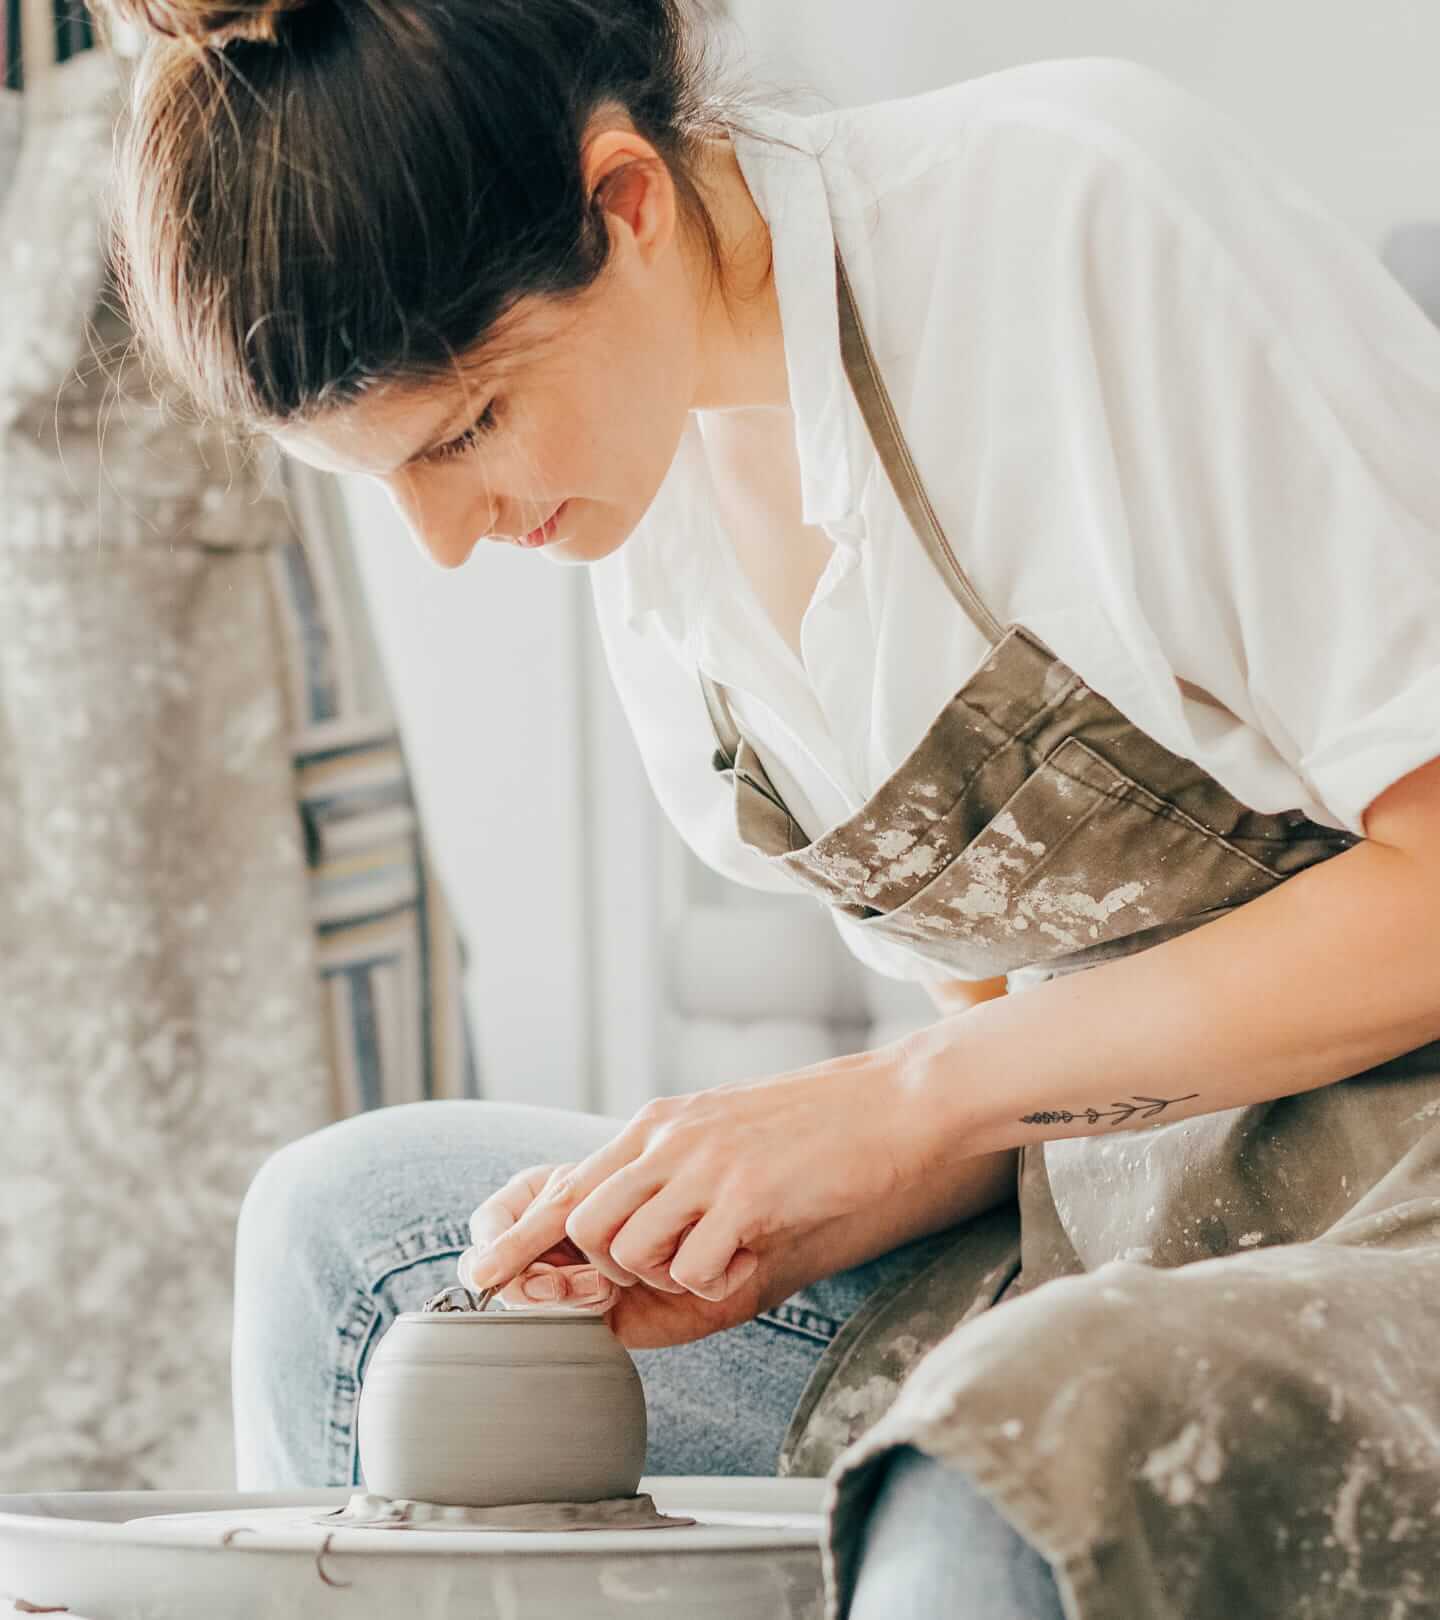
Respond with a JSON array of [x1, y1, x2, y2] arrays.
[[3, 0, 1438, 1492]]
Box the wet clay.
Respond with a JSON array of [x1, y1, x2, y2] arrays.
[[356, 1309, 647, 1508], [316, 1491, 695, 1533]]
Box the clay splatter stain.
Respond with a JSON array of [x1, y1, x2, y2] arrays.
[[1140, 1415, 1225, 1506]]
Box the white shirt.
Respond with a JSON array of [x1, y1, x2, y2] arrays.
[[588, 55, 1440, 983]]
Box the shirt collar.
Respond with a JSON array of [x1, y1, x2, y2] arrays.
[[731, 101, 860, 531], [610, 101, 864, 644]]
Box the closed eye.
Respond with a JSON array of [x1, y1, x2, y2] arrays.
[[427, 401, 500, 463]]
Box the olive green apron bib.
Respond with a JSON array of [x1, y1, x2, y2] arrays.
[[702, 246, 1440, 1618]]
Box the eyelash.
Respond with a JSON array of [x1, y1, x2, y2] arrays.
[[430, 401, 500, 462]]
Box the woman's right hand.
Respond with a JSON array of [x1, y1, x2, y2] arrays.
[[460, 1141, 1018, 1350], [460, 1162, 840, 1349]]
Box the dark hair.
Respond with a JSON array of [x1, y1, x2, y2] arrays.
[[102, 0, 755, 426]]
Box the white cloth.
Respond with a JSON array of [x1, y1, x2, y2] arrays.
[[588, 55, 1440, 983]]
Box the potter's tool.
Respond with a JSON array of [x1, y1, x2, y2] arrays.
[[422, 1284, 498, 1313]]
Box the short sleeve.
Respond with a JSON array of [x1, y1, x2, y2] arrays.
[[1016, 59, 1440, 839]]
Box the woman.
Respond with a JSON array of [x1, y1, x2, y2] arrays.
[[104, 2, 1440, 1615]]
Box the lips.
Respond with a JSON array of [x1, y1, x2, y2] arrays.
[[517, 500, 567, 548]]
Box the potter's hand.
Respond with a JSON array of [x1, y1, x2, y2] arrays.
[[462, 1057, 916, 1305], [460, 1164, 623, 1312], [467, 1164, 888, 1349]]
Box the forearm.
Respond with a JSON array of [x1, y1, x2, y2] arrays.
[[892, 835, 1440, 1160], [763, 1136, 1018, 1306], [831, 1135, 1017, 1257], [789, 973, 1017, 1284]]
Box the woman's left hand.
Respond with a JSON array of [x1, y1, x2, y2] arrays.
[[463, 1053, 921, 1302]]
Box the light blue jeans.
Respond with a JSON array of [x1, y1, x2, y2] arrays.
[[232, 1099, 1064, 1619]]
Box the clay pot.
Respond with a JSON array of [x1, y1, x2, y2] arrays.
[[356, 1310, 648, 1507]]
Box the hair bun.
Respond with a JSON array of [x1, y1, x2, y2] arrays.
[[104, 0, 315, 48]]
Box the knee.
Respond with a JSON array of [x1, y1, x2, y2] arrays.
[[848, 1445, 1064, 1620], [233, 1098, 539, 1305], [238, 1099, 475, 1253], [234, 1107, 409, 1293], [849, 1447, 955, 1620], [232, 1098, 618, 1319], [237, 1117, 343, 1255]]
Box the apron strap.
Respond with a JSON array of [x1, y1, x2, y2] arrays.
[[700, 665, 743, 770], [834, 246, 1005, 647]]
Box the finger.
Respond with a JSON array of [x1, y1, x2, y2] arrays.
[[672, 1246, 759, 1304], [563, 1163, 682, 1291], [605, 1193, 710, 1295], [505, 1262, 620, 1310], [459, 1241, 576, 1291], [468, 1164, 562, 1252], [497, 1261, 620, 1312], [460, 1237, 579, 1289], [538, 1162, 648, 1290], [466, 1134, 645, 1288], [668, 1214, 753, 1301], [464, 1190, 571, 1289]]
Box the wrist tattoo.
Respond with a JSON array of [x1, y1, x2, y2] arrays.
[[1020, 1092, 1199, 1130]]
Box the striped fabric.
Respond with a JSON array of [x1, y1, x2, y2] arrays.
[[3, 0, 94, 89], [53, 0, 92, 64], [269, 460, 481, 1115], [3, 0, 23, 90]]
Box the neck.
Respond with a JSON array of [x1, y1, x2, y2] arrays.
[[688, 134, 791, 416]]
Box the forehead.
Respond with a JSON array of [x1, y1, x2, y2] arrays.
[[272, 366, 505, 479], [271, 297, 581, 476], [271, 377, 461, 476]]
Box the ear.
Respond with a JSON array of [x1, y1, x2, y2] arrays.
[[581, 122, 679, 268]]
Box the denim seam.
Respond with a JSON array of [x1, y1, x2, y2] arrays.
[[328, 1220, 470, 1486]]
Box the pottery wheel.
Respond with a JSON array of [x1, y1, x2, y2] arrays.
[[0, 1479, 827, 1620]]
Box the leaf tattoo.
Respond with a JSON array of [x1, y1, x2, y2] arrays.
[[1020, 1093, 1199, 1129]]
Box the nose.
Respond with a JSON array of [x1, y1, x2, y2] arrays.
[[412, 522, 478, 570], [380, 475, 489, 570]]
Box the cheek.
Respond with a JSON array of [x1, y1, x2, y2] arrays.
[[545, 373, 678, 496], [591, 298, 694, 460]]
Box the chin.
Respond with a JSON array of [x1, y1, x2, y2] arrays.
[[542, 513, 637, 567]]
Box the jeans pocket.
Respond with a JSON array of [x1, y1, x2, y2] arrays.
[[333, 1226, 471, 1485]]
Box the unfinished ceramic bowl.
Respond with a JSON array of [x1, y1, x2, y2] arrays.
[[356, 1309, 648, 1507]]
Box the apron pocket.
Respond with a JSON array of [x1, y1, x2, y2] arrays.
[[841, 735, 1281, 976]]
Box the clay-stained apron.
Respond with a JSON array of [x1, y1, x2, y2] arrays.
[[698, 245, 1440, 1618]]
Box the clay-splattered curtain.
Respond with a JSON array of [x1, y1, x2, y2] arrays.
[[0, 44, 477, 1492]]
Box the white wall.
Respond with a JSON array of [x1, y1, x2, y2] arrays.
[[728, 0, 1440, 245], [340, 486, 601, 1110], [344, 0, 1440, 1113]]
